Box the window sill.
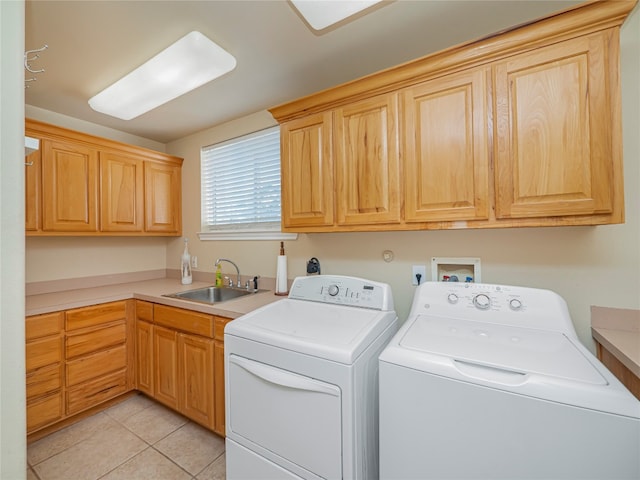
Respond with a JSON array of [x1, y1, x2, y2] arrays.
[[198, 231, 298, 241]]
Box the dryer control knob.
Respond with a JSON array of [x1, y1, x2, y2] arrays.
[[447, 293, 459, 304], [473, 293, 491, 310], [509, 298, 523, 311], [327, 284, 339, 296]]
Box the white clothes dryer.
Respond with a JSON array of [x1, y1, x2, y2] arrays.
[[225, 275, 398, 480], [379, 282, 640, 480]]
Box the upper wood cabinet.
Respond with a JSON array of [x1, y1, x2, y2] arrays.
[[494, 31, 618, 220], [25, 119, 183, 236], [144, 161, 182, 234], [100, 151, 144, 232], [335, 93, 401, 226], [42, 139, 99, 232], [402, 67, 490, 222], [280, 112, 334, 229], [270, 1, 633, 232]]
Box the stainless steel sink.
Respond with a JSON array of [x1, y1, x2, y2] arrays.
[[163, 286, 264, 305]]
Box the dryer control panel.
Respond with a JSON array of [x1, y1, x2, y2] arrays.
[[288, 275, 394, 311], [408, 282, 576, 335]]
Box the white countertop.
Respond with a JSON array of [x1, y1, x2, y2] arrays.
[[26, 277, 284, 319]]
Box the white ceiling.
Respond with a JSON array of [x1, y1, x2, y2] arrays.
[[25, 0, 582, 144]]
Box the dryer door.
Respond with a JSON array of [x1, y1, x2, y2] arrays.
[[227, 354, 342, 479]]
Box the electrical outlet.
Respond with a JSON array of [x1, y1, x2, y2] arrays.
[[191, 256, 198, 269], [412, 265, 426, 286]]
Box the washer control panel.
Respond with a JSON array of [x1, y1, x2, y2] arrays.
[[409, 281, 576, 334], [288, 275, 394, 311]]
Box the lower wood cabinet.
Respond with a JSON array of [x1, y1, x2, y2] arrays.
[[25, 300, 135, 436], [136, 302, 224, 434]]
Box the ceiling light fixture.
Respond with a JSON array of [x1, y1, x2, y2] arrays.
[[88, 31, 236, 120], [290, 0, 383, 31]]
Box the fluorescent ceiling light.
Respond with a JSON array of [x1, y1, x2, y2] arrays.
[[291, 0, 383, 31], [89, 31, 236, 120]]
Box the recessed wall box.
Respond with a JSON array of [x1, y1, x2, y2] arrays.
[[431, 257, 481, 283]]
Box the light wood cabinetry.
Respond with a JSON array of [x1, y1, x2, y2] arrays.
[[144, 162, 182, 234], [280, 112, 334, 229], [26, 312, 64, 433], [213, 315, 233, 436], [335, 93, 401, 226], [138, 303, 218, 431], [270, 1, 632, 232], [41, 139, 99, 232], [25, 118, 183, 236], [402, 67, 490, 222], [100, 151, 144, 232], [493, 31, 619, 220], [64, 301, 133, 416]]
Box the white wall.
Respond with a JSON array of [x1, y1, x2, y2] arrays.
[[1, 1, 27, 478], [167, 7, 640, 351]]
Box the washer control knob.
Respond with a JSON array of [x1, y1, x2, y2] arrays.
[[327, 284, 339, 296], [473, 294, 491, 310], [509, 298, 523, 311], [447, 293, 459, 304]]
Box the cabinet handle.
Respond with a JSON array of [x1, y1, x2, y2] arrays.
[[25, 161, 34, 166], [229, 355, 340, 397]]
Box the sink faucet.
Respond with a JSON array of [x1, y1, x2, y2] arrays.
[[215, 258, 241, 288]]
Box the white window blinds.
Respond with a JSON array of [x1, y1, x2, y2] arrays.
[[201, 127, 281, 232]]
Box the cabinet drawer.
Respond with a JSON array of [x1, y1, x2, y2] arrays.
[[136, 300, 154, 322], [154, 305, 214, 338], [26, 336, 62, 371], [27, 391, 63, 433], [26, 312, 63, 341], [214, 316, 234, 341], [66, 344, 127, 387], [66, 369, 128, 415], [66, 322, 126, 359], [26, 363, 62, 400], [66, 301, 126, 331]]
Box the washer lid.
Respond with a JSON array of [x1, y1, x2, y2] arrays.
[[225, 298, 397, 364], [399, 315, 606, 385]]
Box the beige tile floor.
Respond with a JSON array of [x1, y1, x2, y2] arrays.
[[27, 393, 226, 480]]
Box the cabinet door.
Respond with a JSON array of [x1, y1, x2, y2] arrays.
[[25, 144, 42, 231], [214, 341, 225, 436], [144, 161, 181, 234], [136, 320, 154, 395], [42, 139, 98, 232], [154, 326, 179, 409], [100, 151, 144, 232], [334, 93, 401, 226], [494, 31, 616, 219], [280, 112, 334, 228], [179, 334, 214, 429], [403, 68, 490, 222]]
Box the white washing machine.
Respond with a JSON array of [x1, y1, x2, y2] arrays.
[[379, 281, 640, 480], [225, 275, 398, 480]]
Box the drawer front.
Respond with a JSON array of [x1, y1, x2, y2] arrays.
[[154, 304, 214, 338], [66, 322, 126, 359], [26, 363, 62, 399], [66, 344, 127, 387], [26, 312, 64, 341], [26, 336, 62, 371], [214, 316, 234, 341], [66, 368, 128, 415], [27, 391, 63, 433], [66, 301, 127, 331], [136, 300, 154, 322]]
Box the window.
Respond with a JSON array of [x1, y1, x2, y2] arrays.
[[199, 126, 295, 240]]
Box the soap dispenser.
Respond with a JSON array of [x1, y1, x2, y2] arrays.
[[181, 238, 192, 285]]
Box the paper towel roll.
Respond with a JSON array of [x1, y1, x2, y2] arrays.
[[275, 255, 288, 295]]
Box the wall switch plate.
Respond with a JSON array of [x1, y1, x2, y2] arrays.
[[412, 265, 427, 286], [191, 256, 198, 269]]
